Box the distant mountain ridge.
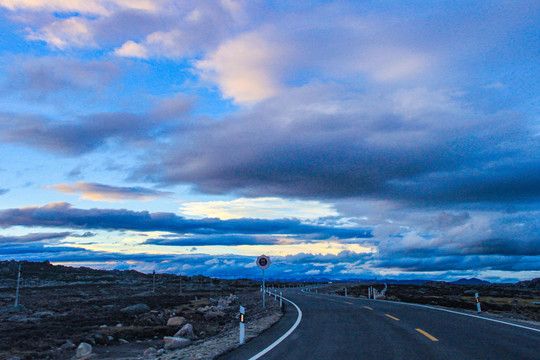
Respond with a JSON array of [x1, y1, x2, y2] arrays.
[[451, 278, 491, 285]]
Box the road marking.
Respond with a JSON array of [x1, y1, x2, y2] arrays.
[[379, 299, 540, 333], [344, 301, 353, 305], [385, 314, 400, 321], [248, 295, 303, 360], [364, 306, 373, 310], [416, 328, 439, 341]]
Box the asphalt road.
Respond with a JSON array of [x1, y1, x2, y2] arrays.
[[219, 288, 540, 360]]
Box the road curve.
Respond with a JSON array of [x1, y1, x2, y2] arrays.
[[218, 288, 540, 360]]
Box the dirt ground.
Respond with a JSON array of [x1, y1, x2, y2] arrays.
[[0, 261, 281, 360]]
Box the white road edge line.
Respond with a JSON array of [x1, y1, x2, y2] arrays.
[[248, 296, 303, 360], [399, 301, 540, 333], [308, 291, 540, 333]]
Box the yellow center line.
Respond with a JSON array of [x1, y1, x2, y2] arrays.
[[416, 328, 439, 341], [363, 306, 373, 310], [385, 314, 400, 321]]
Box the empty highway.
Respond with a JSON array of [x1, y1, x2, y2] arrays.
[[219, 288, 540, 360]]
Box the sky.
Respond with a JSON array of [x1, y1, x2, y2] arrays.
[[0, 0, 538, 282]]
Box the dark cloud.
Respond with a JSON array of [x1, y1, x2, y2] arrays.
[[136, 85, 539, 205], [48, 182, 173, 201], [0, 202, 372, 240], [4, 58, 121, 100], [0, 107, 188, 155], [0, 232, 72, 244]]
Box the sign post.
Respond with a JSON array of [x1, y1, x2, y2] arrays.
[[256, 255, 271, 309]]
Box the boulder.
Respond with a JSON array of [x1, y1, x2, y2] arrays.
[[163, 336, 191, 350], [75, 343, 92, 358], [166, 316, 186, 326], [173, 323, 196, 340], [120, 303, 150, 314], [143, 347, 157, 359]]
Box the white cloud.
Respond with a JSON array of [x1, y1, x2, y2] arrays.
[[196, 32, 285, 103], [26, 17, 95, 49], [114, 40, 149, 58], [179, 197, 338, 220], [0, 0, 159, 15]]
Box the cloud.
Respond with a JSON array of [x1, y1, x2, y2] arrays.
[[0, 98, 191, 155], [0, 202, 372, 240], [4, 58, 120, 99], [27, 17, 96, 49], [136, 83, 539, 205], [0, 232, 72, 244], [179, 197, 338, 220], [0, 189, 8, 196], [113, 40, 149, 58], [48, 182, 173, 202], [0, 0, 159, 15], [145, 234, 280, 246], [196, 32, 285, 102]]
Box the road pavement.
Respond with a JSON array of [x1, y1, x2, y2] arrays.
[[218, 288, 540, 360]]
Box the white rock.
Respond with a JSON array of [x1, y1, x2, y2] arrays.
[[76, 342, 92, 358], [173, 323, 196, 340], [163, 336, 191, 350], [166, 316, 186, 326]]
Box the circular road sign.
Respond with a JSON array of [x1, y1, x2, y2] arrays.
[[256, 255, 271, 270]]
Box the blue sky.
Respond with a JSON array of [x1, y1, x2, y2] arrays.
[[0, 0, 538, 282]]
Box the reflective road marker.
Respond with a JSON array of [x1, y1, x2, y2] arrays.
[[416, 328, 439, 341], [385, 314, 400, 321]]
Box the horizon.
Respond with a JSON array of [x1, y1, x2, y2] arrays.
[[0, 1, 539, 283]]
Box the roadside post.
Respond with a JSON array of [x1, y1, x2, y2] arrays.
[[475, 292, 481, 312], [280, 291, 283, 308], [152, 270, 156, 293], [239, 305, 245, 344], [14, 263, 21, 307], [256, 255, 271, 309], [345, 287, 347, 297]]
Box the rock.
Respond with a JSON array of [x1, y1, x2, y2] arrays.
[[120, 303, 150, 314], [93, 333, 109, 345], [143, 347, 157, 359], [173, 323, 196, 340], [34, 311, 54, 317], [166, 316, 186, 326], [163, 336, 191, 350], [204, 310, 225, 320], [76, 342, 92, 358], [218, 297, 231, 309], [119, 339, 129, 344], [108, 336, 114, 342], [60, 340, 76, 350]]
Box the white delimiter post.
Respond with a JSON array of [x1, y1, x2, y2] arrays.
[[14, 263, 21, 307], [280, 291, 283, 308], [239, 305, 245, 344], [475, 292, 481, 312]]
